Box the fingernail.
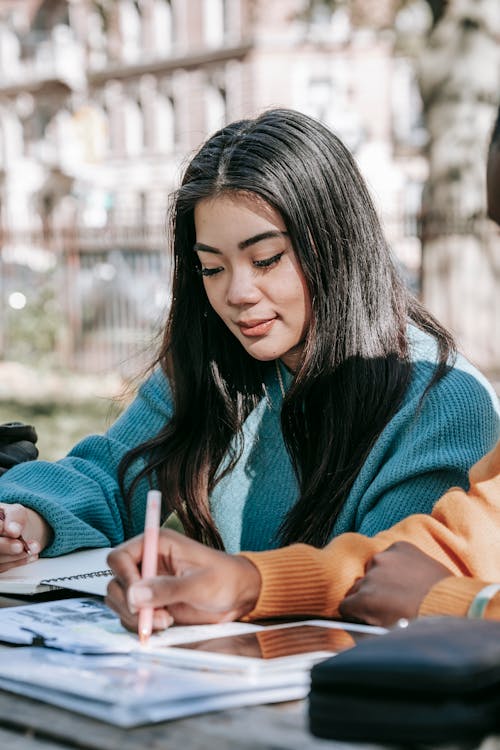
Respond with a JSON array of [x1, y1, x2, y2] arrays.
[[11, 542, 23, 554], [128, 584, 152, 608], [7, 522, 21, 535]]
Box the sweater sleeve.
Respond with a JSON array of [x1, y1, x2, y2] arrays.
[[0, 369, 173, 556], [420, 575, 500, 621], [343, 363, 500, 538], [418, 577, 488, 618], [241, 440, 500, 620]]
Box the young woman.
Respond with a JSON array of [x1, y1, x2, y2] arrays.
[[0, 108, 498, 572]]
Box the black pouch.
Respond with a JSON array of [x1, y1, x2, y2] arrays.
[[0, 422, 38, 476], [309, 617, 500, 745]]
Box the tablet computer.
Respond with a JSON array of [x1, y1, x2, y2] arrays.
[[149, 620, 386, 674]]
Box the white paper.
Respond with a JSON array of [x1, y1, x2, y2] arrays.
[[0, 548, 112, 595], [0, 597, 265, 654], [0, 647, 310, 727]]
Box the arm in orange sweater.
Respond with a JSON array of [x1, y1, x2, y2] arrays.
[[242, 441, 500, 620], [420, 576, 500, 620]]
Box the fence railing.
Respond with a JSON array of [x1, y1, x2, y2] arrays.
[[0, 216, 421, 374], [0, 226, 171, 374]]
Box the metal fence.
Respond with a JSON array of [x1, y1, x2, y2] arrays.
[[0, 226, 171, 375], [0, 215, 421, 374]]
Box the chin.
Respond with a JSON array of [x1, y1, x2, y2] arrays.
[[245, 350, 280, 363], [241, 342, 283, 362]]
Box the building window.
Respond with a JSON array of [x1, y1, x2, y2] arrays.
[[105, 82, 126, 156], [1, 109, 24, 163], [124, 96, 144, 155], [203, 0, 227, 47], [155, 94, 176, 152], [147, 0, 174, 55], [205, 84, 226, 135], [118, 0, 142, 63]]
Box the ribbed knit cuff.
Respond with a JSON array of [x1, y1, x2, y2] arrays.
[[419, 576, 487, 618], [239, 544, 341, 620]]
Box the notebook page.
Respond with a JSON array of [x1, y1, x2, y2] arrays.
[[0, 547, 112, 594]]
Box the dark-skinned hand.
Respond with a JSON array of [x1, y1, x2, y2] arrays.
[[105, 529, 262, 633], [339, 541, 452, 627]]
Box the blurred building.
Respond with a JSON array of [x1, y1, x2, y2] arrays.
[[0, 0, 426, 371]]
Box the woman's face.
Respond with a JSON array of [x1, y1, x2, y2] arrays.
[[194, 193, 311, 371]]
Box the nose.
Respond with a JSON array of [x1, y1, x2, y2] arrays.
[[226, 268, 261, 306]]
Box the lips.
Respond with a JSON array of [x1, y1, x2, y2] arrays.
[[237, 318, 276, 337]]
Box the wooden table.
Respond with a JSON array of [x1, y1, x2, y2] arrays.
[[0, 595, 498, 750], [0, 689, 349, 750], [2, 689, 500, 750], [0, 593, 337, 749]]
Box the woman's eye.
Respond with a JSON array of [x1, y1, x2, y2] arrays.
[[200, 266, 223, 277], [253, 252, 284, 269]]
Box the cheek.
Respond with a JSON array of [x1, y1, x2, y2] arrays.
[[203, 281, 225, 317], [281, 271, 310, 321]]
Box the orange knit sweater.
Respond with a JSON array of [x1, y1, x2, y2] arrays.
[[241, 441, 500, 621]]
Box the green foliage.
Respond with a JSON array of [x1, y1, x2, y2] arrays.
[[0, 398, 117, 461], [3, 269, 65, 368]]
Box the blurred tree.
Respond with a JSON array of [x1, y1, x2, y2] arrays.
[[307, 0, 500, 371], [415, 0, 499, 372], [4, 268, 65, 368]]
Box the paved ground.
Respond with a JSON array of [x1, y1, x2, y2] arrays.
[[0, 361, 124, 405], [0, 361, 127, 460], [0, 360, 498, 460]]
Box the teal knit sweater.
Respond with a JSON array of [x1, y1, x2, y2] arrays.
[[0, 328, 498, 555]]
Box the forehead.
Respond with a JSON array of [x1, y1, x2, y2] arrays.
[[194, 192, 286, 238]]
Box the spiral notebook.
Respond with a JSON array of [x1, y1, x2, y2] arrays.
[[0, 547, 113, 595]]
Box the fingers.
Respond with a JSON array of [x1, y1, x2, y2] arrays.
[[105, 577, 173, 634], [106, 532, 198, 634], [127, 573, 202, 613], [107, 529, 246, 630], [166, 602, 236, 625], [107, 535, 145, 586], [0, 504, 40, 565], [0, 552, 39, 573], [339, 577, 383, 625], [106, 567, 229, 630], [105, 577, 136, 629], [343, 577, 362, 598], [0, 537, 29, 556], [107, 528, 192, 585], [0, 503, 28, 538]]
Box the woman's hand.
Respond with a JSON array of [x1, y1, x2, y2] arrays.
[[106, 529, 262, 633], [0, 503, 51, 572], [339, 541, 452, 627]]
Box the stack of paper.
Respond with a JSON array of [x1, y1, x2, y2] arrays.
[[0, 647, 310, 727], [0, 597, 386, 726]]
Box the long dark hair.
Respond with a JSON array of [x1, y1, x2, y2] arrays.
[[119, 108, 454, 548]]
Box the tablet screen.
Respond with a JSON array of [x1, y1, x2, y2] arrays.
[[174, 624, 376, 660]]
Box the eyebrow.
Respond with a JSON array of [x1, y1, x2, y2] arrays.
[[193, 231, 288, 254]]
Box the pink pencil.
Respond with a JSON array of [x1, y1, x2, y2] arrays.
[[138, 490, 162, 645]]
